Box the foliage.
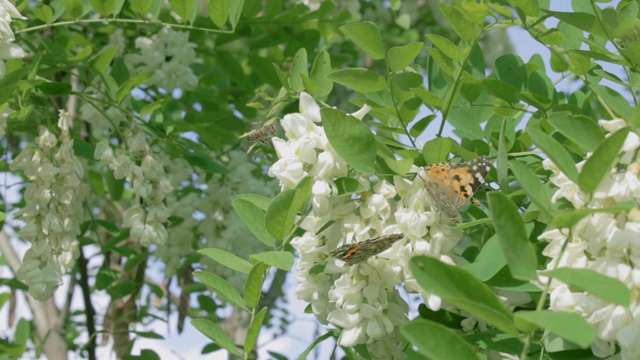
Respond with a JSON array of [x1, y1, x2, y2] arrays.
[[2, 0, 640, 360]]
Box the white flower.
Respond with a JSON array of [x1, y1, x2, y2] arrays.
[[538, 125, 640, 358], [543, 159, 588, 208], [94, 140, 115, 163], [12, 111, 86, 299], [57, 110, 71, 133], [0, 40, 24, 59], [618, 322, 640, 359], [299, 0, 323, 11], [598, 119, 627, 133], [124, 27, 199, 90], [111, 152, 134, 179]]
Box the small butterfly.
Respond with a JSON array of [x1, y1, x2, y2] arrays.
[[330, 233, 405, 266], [419, 156, 492, 222]]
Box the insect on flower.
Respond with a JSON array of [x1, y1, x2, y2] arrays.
[[419, 156, 492, 222], [330, 233, 405, 266]]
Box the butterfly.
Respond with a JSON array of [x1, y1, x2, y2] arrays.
[[419, 156, 492, 222], [330, 233, 405, 266]]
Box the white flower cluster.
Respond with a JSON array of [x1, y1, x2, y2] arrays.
[[94, 130, 173, 247], [10, 111, 86, 300], [538, 119, 640, 359], [0, 0, 26, 137], [124, 27, 199, 91], [269, 92, 462, 356]]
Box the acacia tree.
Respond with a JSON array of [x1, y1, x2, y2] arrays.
[[2, 1, 640, 360]]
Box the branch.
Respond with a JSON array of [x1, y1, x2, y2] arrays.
[[76, 249, 97, 360]]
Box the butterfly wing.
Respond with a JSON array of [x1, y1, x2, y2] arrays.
[[331, 234, 404, 266], [422, 156, 492, 221]]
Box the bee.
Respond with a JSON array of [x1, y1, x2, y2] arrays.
[[242, 123, 278, 145]]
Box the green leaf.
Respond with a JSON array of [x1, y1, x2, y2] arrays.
[[482, 79, 520, 103], [403, 319, 480, 360], [65, 0, 84, 17], [463, 234, 506, 281], [232, 198, 276, 246], [129, 0, 152, 14], [0, 342, 26, 358], [410, 256, 518, 335], [132, 330, 164, 339], [14, 318, 30, 346], [410, 114, 436, 138], [426, 35, 464, 63], [422, 137, 452, 164], [515, 311, 595, 348], [198, 248, 253, 274], [544, 268, 631, 306], [297, 331, 336, 360], [293, 176, 313, 212], [509, 160, 553, 218], [95, 268, 120, 290], [527, 127, 579, 183], [340, 22, 386, 60], [391, 72, 424, 103], [506, 0, 538, 17], [72, 52, 99, 70], [250, 251, 294, 271], [327, 68, 386, 93], [590, 83, 634, 121], [92, 47, 117, 73], [322, 107, 376, 173], [414, 88, 445, 111], [38, 82, 72, 96], [116, 71, 154, 103], [438, 4, 482, 42], [264, 189, 297, 240], [310, 51, 332, 97], [244, 262, 268, 308], [228, 0, 244, 28], [208, 0, 230, 28], [245, 307, 268, 355], [168, 0, 196, 22], [552, 200, 635, 228], [33, 4, 54, 22], [428, 47, 455, 76], [123, 252, 148, 272], [387, 42, 425, 71], [334, 177, 366, 196], [488, 192, 537, 280], [90, 0, 116, 15], [194, 271, 247, 310], [578, 128, 629, 194], [548, 113, 605, 152], [191, 319, 242, 356], [527, 70, 554, 101], [235, 194, 271, 211], [543, 10, 607, 38], [494, 54, 527, 90], [182, 154, 228, 174], [289, 48, 308, 93]]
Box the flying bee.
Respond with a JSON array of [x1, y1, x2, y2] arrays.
[[240, 118, 279, 149], [245, 123, 278, 145]]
